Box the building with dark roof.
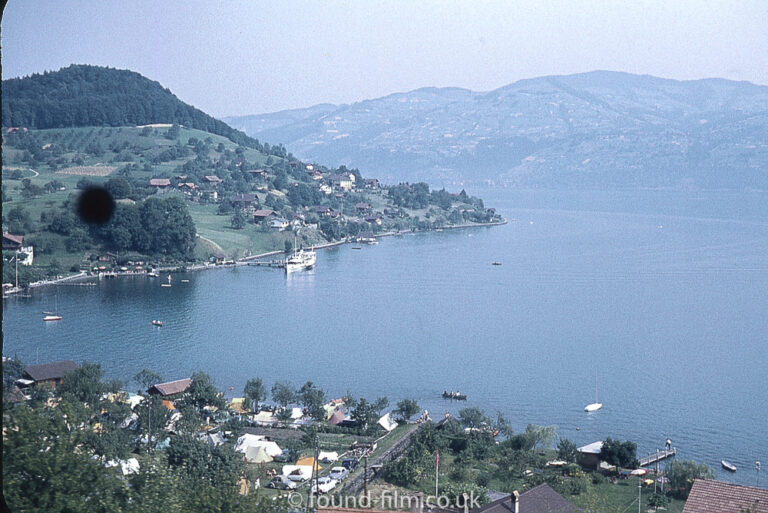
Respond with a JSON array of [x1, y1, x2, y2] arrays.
[[147, 378, 192, 398], [471, 484, 581, 513], [23, 360, 78, 387], [3, 232, 24, 250], [683, 479, 768, 513]]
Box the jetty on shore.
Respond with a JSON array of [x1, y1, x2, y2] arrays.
[[639, 448, 677, 467]]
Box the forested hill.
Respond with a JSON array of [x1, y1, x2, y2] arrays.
[[2, 64, 262, 150]]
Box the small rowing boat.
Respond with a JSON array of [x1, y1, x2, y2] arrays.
[[721, 460, 737, 472]]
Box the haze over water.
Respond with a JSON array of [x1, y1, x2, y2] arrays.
[[3, 189, 767, 485]]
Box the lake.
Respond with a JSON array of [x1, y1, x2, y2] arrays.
[[3, 188, 767, 485]]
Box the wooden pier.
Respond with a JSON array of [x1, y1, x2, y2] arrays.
[[639, 448, 676, 467]]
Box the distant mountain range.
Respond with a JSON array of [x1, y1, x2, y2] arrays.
[[224, 71, 768, 189]]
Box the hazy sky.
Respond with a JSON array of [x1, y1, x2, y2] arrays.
[[2, 1, 767, 117]]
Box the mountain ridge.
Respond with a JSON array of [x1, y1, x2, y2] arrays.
[[224, 70, 768, 189]]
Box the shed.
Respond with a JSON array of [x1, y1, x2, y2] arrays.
[[147, 378, 192, 398], [23, 360, 78, 388], [576, 441, 603, 470]]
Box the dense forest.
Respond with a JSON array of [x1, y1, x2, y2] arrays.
[[1, 65, 268, 152]]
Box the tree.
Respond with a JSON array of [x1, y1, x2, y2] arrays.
[[600, 437, 638, 468], [394, 399, 420, 422], [167, 433, 243, 487], [105, 177, 132, 199], [55, 361, 106, 407], [297, 381, 326, 420], [182, 371, 225, 411], [667, 460, 714, 499], [459, 407, 487, 429], [271, 381, 295, 408], [557, 438, 578, 463], [243, 377, 266, 405], [230, 209, 246, 229], [134, 369, 163, 394], [3, 403, 129, 512]]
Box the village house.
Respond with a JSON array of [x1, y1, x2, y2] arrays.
[[576, 441, 603, 470], [3, 233, 34, 265], [682, 479, 768, 513], [269, 218, 290, 231], [149, 178, 171, 190], [203, 175, 223, 185], [201, 189, 218, 202], [230, 193, 258, 214], [22, 360, 79, 388], [470, 484, 581, 513], [355, 202, 371, 212], [319, 183, 332, 195], [364, 178, 380, 189], [364, 214, 383, 226], [329, 172, 355, 191], [98, 251, 118, 263], [247, 169, 268, 179], [3, 233, 24, 251], [253, 209, 276, 223], [314, 206, 334, 217], [147, 378, 192, 399]]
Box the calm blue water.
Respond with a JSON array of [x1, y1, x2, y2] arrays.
[[3, 189, 767, 485]]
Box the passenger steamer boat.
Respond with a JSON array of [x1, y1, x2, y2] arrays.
[[285, 247, 316, 273]]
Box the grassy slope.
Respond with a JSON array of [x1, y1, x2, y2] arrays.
[[2, 126, 286, 265]]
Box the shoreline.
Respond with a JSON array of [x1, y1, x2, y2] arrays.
[[3, 219, 506, 295]]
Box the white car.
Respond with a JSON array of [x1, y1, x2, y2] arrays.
[[310, 476, 337, 494], [329, 466, 349, 481]]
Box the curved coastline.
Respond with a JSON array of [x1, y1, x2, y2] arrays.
[[3, 218, 507, 294]]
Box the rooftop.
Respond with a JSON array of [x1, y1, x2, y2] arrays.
[[683, 479, 768, 513], [148, 378, 192, 396], [23, 360, 78, 382]]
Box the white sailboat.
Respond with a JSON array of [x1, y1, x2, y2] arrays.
[[43, 289, 62, 321], [161, 275, 172, 287], [584, 376, 602, 412]]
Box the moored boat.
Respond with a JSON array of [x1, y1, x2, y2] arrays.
[[442, 391, 467, 400], [151, 320, 163, 326], [43, 315, 63, 321], [285, 247, 316, 273], [721, 460, 737, 472]]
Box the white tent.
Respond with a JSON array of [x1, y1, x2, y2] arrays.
[[290, 407, 303, 420], [378, 412, 398, 432], [252, 411, 276, 425], [318, 451, 338, 463], [235, 434, 282, 458], [245, 445, 274, 463]]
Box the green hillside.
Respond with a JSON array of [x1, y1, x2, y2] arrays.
[[1, 66, 501, 286], [1, 64, 275, 153]]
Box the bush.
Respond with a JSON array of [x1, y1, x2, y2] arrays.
[[591, 472, 606, 485]]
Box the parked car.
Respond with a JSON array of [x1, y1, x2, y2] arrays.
[[310, 476, 337, 494], [341, 458, 359, 470], [329, 466, 349, 481], [267, 476, 297, 490], [273, 449, 296, 463]]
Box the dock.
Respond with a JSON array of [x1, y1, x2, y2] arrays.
[[639, 448, 676, 467], [247, 260, 285, 269]]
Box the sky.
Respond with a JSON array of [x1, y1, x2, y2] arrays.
[[2, 0, 767, 118]]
